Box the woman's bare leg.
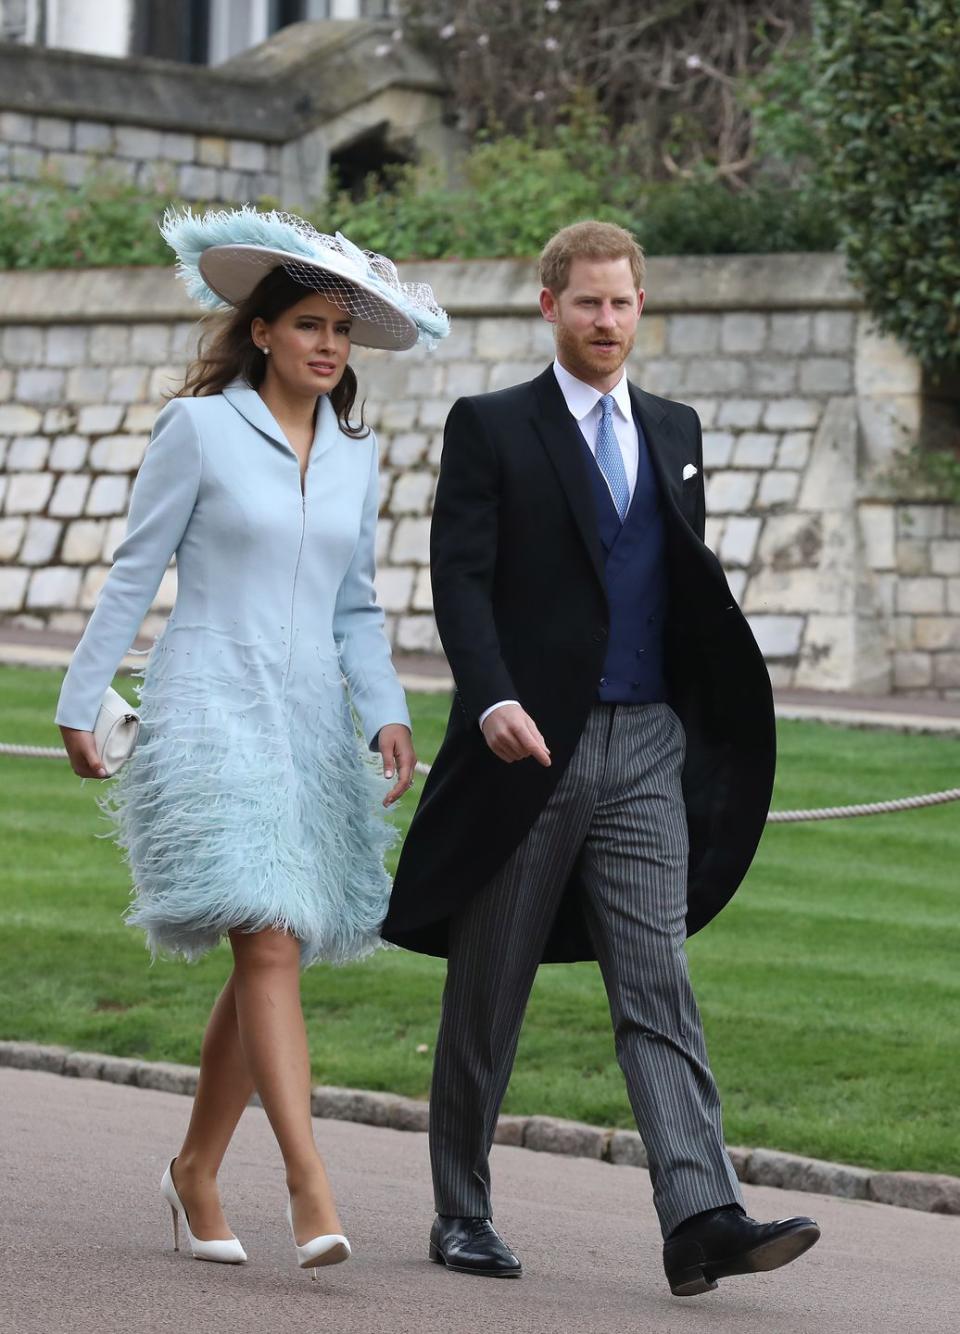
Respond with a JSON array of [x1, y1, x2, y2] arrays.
[[171, 972, 255, 1240], [228, 927, 343, 1243]]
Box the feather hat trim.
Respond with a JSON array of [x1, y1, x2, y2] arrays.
[[160, 206, 450, 352]]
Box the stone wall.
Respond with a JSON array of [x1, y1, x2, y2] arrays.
[[1, 254, 958, 697]]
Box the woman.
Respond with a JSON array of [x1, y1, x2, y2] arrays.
[[55, 207, 449, 1276]]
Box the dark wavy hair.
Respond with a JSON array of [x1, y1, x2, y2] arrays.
[[175, 268, 368, 438]]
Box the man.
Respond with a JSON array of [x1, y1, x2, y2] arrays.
[[383, 221, 820, 1297]]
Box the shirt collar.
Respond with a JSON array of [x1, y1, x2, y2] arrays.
[[552, 358, 631, 423]]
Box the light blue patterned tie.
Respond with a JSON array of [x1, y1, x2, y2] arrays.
[[595, 394, 630, 522]]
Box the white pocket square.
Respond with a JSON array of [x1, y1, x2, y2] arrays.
[[682, 463, 698, 481]]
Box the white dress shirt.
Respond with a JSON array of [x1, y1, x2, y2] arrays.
[[479, 360, 638, 729]]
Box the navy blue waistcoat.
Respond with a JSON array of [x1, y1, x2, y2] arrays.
[[579, 414, 668, 703]]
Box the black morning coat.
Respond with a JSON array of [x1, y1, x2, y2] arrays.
[[381, 366, 776, 962]]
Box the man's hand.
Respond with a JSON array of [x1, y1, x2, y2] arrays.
[[378, 723, 416, 807], [60, 726, 108, 779], [480, 704, 551, 766]]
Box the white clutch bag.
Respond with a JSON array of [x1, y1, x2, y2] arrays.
[[93, 686, 141, 776]]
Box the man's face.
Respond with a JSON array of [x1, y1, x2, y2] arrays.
[[540, 256, 644, 390]]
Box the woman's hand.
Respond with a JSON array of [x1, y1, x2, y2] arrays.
[[60, 726, 108, 779], [378, 724, 416, 807]]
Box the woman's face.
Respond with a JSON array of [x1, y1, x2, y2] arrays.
[[252, 292, 352, 398]]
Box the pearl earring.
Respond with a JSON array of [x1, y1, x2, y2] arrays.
[[261, 346, 270, 355]]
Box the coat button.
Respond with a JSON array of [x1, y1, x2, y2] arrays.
[[593, 627, 608, 643], [600, 677, 608, 686]]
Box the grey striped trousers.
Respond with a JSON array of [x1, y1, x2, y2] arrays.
[[429, 702, 743, 1238]]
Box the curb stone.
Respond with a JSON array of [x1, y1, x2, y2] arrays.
[[3, 1040, 958, 1218]]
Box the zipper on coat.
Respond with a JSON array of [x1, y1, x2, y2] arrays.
[[284, 493, 307, 685]]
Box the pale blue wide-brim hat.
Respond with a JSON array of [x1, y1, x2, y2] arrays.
[[161, 206, 450, 352]]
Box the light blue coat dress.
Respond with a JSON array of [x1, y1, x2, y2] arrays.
[[56, 381, 411, 966]]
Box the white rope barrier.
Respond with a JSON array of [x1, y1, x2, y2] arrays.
[[4, 743, 957, 824]]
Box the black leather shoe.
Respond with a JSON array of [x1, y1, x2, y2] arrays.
[[663, 1207, 820, 1297], [429, 1215, 522, 1277]]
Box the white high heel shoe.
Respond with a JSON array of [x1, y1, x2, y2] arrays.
[[160, 1160, 247, 1264], [286, 1198, 351, 1279]]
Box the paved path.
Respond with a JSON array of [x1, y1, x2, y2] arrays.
[[2, 1069, 956, 1334]]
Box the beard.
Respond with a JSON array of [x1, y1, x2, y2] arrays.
[[555, 321, 635, 382]]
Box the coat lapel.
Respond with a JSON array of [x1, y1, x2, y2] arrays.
[[628, 383, 686, 522], [222, 380, 341, 462], [530, 368, 606, 591]]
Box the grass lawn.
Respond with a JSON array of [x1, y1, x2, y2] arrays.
[[1, 662, 957, 1175]]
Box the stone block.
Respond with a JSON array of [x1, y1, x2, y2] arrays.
[[197, 135, 228, 166], [78, 404, 125, 435], [46, 151, 91, 187], [914, 618, 960, 652], [683, 358, 746, 395], [0, 517, 25, 560], [746, 1149, 871, 1199], [796, 615, 859, 688], [857, 394, 921, 472], [8, 436, 49, 470], [608, 1130, 647, 1168], [10, 145, 44, 179], [747, 359, 797, 395], [769, 314, 811, 354], [777, 431, 812, 470], [756, 471, 800, 509], [813, 311, 856, 352], [389, 432, 429, 468], [476, 317, 531, 360], [27, 565, 81, 608], [20, 516, 61, 565], [523, 1116, 607, 1160], [799, 357, 853, 394], [720, 312, 766, 353], [108, 367, 149, 404], [640, 358, 686, 396], [75, 120, 113, 152], [97, 1056, 144, 1086], [170, 322, 202, 360], [66, 366, 109, 404], [633, 315, 666, 358], [101, 517, 127, 561], [719, 517, 761, 567], [0, 1040, 69, 1072], [50, 473, 92, 517], [947, 510, 960, 540], [390, 471, 435, 515], [859, 505, 896, 570], [493, 1115, 528, 1147], [0, 403, 42, 434], [717, 398, 763, 429], [758, 514, 823, 569], [0, 567, 28, 611], [63, 1051, 107, 1080], [868, 1171, 960, 1215], [896, 578, 944, 614], [375, 566, 415, 613], [732, 432, 778, 468], [856, 326, 922, 396], [427, 433, 444, 466], [930, 540, 960, 576], [63, 519, 107, 564], [43, 406, 77, 434], [396, 615, 440, 652], [705, 471, 758, 513], [136, 1061, 199, 1096], [668, 314, 720, 354], [933, 654, 960, 688], [763, 398, 821, 430], [0, 367, 13, 400], [443, 362, 489, 397], [115, 125, 162, 159], [893, 651, 932, 689], [383, 1096, 430, 1134], [16, 368, 66, 404], [34, 115, 72, 150], [418, 399, 450, 430], [698, 432, 730, 469], [412, 567, 433, 612], [159, 131, 195, 162], [228, 139, 268, 172], [896, 539, 929, 576], [124, 404, 160, 433], [380, 401, 418, 433], [726, 1146, 752, 1180], [686, 398, 718, 427], [154, 568, 178, 610], [86, 476, 130, 516], [891, 614, 913, 650], [5, 472, 53, 514], [726, 570, 747, 603], [90, 435, 149, 472], [0, 112, 35, 143], [704, 517, 723, 553], [947, 579, 960, 615], [45, 325, 89, 367], [2, 326, 44, 367], [391, 518, 431, 564], [897, 505, 945, 539], [310, 1086, 393, 1126], [130, 324, 171, 364], [375, 519, 393, 562], [798, 398, 858, 511], [747, 614, 804, 659]]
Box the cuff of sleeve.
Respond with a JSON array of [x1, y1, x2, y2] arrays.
[[479, 699, 520, 730]]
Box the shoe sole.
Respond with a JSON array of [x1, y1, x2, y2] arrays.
[[300, 1243, 350, 1269], [669, 1223, 821, 1297], [429, 1242, 522, 1278]]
